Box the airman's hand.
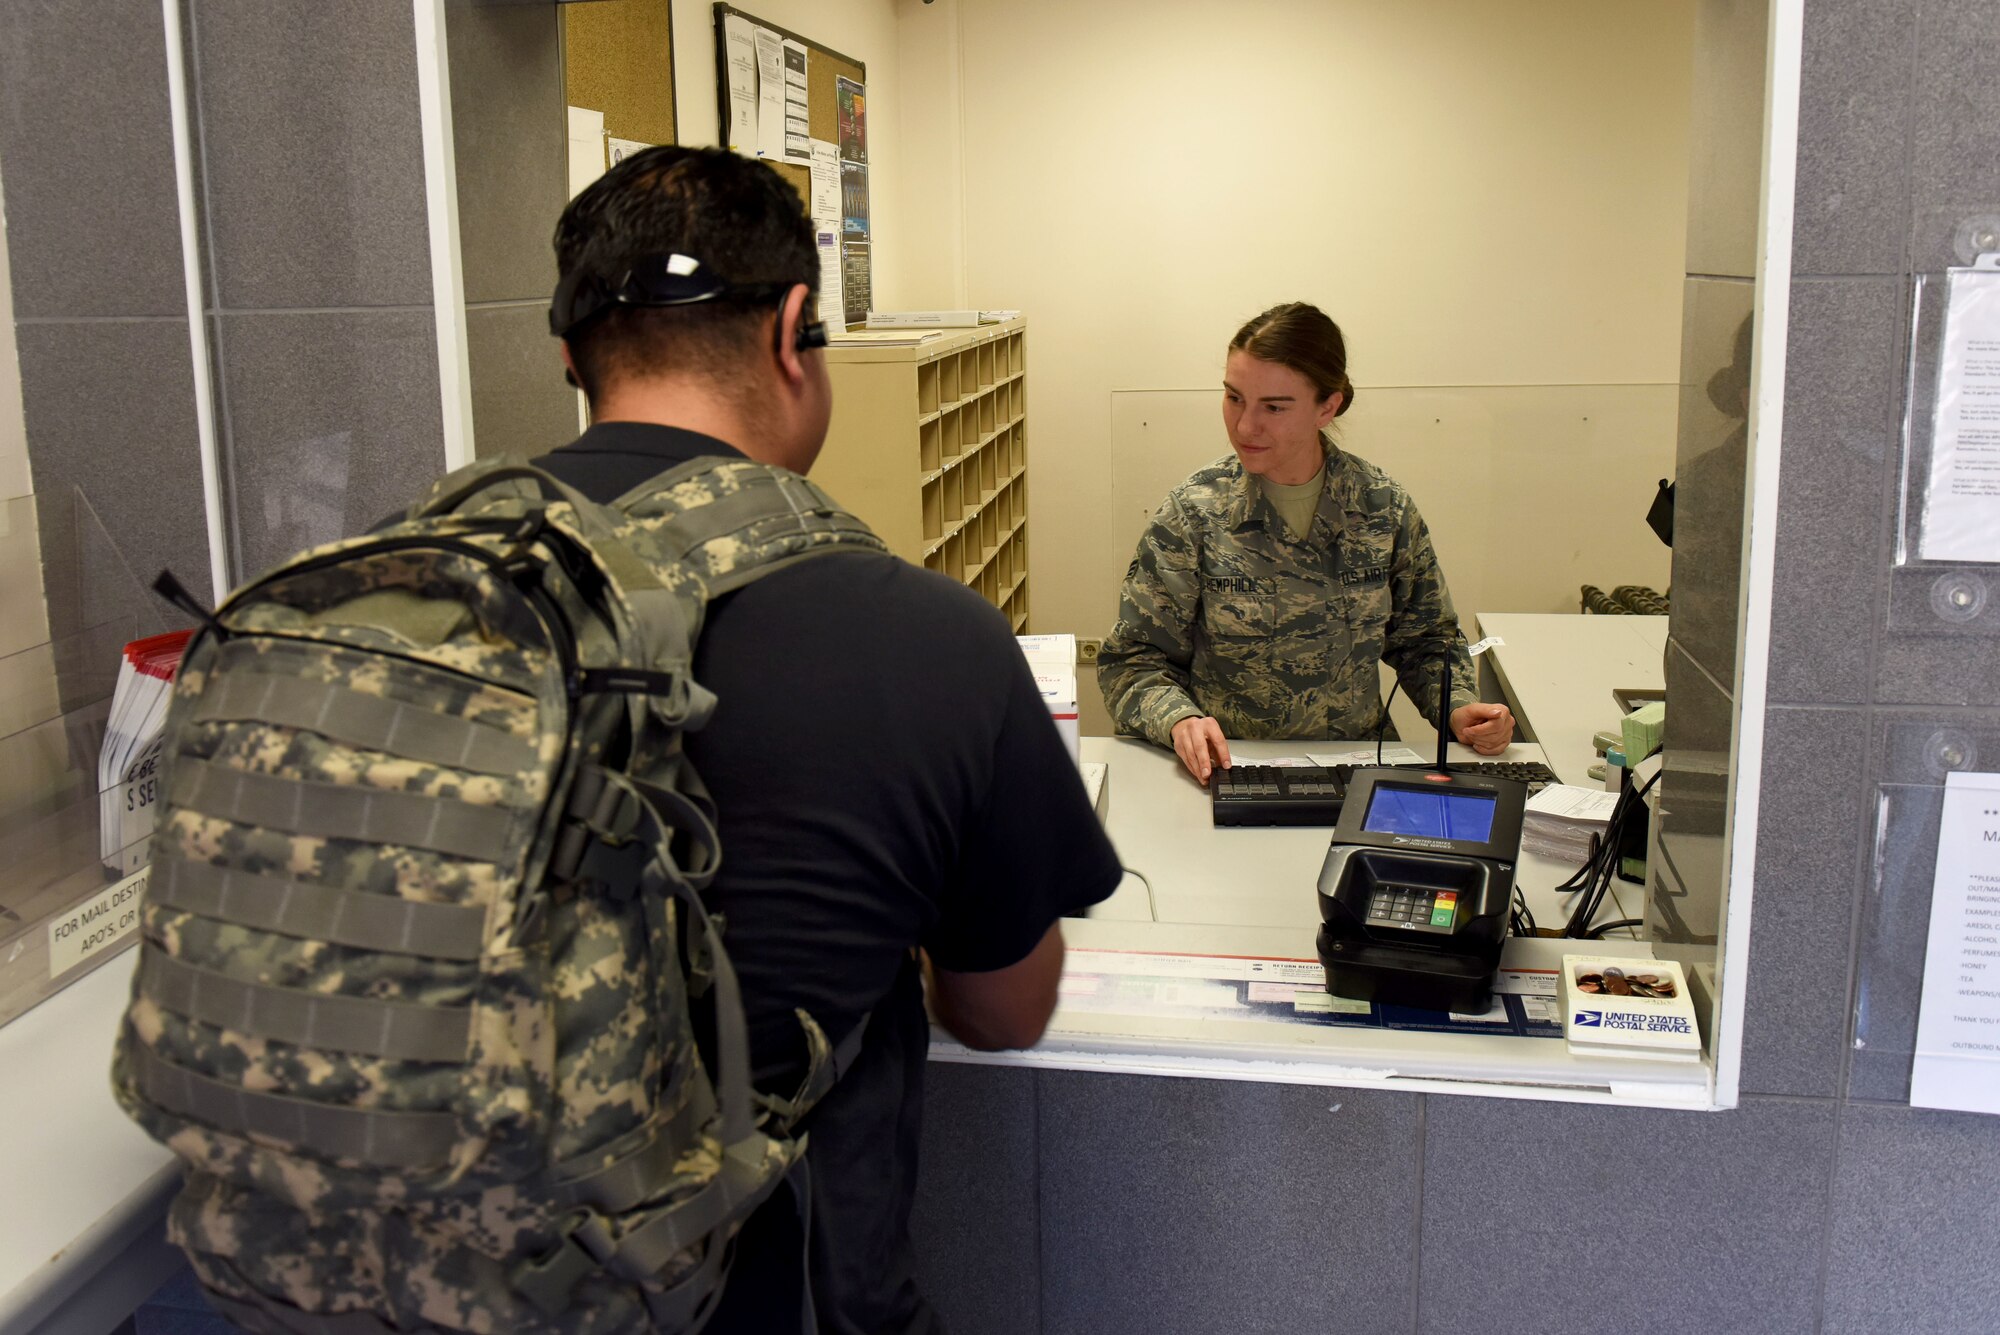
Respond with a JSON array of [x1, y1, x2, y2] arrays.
[[1169, 715, 1233, 786], [1450, 702, 1516, 756]]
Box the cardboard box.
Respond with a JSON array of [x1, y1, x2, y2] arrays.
[[1017, 635, 1079, 767], [1561, 954, 1701, 1062]]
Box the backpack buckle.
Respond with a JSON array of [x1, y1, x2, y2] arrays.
[[506, 510, 548, 546], [514, 1209, 618, 1318], [549, 768, 635, 875]]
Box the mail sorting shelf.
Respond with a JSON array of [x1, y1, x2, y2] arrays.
[[812, 318, 1031, 632]]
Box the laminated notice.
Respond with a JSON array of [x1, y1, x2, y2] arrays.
[[1911, 771, 2000, 1113], [1920, 255, 2000, 563]]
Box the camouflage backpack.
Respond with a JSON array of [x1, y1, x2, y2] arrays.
[[112, 455, 887, 1334]]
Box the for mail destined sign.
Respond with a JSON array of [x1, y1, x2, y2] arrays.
[[47, 866, 146, 979], [1913, 771, 2000, 1114]]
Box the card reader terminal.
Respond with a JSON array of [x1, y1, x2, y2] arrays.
[[1316, 767, 1529, 1012]]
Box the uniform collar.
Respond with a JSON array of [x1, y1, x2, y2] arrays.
[[1227, 443, 1350, 536], [553, 421, 749, 468]]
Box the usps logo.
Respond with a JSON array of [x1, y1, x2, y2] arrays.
[[1573, 1010, 1603, 1027]]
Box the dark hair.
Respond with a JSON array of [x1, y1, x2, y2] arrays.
[[553, 145, 816, 397], [1228, 302, 1356, 419]]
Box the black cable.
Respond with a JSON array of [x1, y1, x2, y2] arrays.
[[1509, 885, 1538, 938], [1584, 918, 1643, 939], [1561, 769, 1663, 938], [1374, 678, 1402, 767]]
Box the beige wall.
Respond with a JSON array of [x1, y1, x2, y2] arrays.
[[889, 0, 1696, 641]]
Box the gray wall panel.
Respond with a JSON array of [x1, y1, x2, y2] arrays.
[[1876, 632, 2000, 707], [1907, 0, 2000, 272], [189, 0, 432, 310], [1765, 277, 1901, 707], [1419, 1095, 1836, 1335], [1823, 1102, 2000, 1333], [911, 1063, 1040, 1335], [444, 0, 564, 307], [0, 0, 188, 319], [1741, 705, 1869, 1097], [214, 310, 444, 578], [1792, 0, 1915, 276], [466, 303, 577, 461], [1038, 1072, 1420, 1335]]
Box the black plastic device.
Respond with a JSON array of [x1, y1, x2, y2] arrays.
[[1211, 759, 1555, 828], [1210, 765, 1347, 826], [1315, 766, 1529, 1012]]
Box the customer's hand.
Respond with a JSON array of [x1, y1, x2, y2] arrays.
[[1170, 715, 1232, 786], [1450, 702, 1516, 756]]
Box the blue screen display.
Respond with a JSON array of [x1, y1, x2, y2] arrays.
[[1361, 786, 1497, 842]]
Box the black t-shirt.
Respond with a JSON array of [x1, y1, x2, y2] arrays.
[[533, 422, 1123, 1335]]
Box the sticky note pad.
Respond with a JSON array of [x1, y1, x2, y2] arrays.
[[1622, 701, 1665, 762]]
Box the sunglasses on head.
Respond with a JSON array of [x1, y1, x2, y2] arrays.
[[549, 252, 828, 355]]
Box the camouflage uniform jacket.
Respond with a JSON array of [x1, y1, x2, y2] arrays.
[[1099, 446, 1476, 745]]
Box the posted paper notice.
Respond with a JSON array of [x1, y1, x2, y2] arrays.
[[721, 14, 758, 156], [1912, 770, 2000, 1113], [1921, 257, 2000, 562], [753, 26, 787, 161], [781, 39, 811, 162], [565, 105, 605, 199], [808, 139, 844, 328]]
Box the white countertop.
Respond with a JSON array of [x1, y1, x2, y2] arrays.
[[1474, 612, 1668, 786], [939, 736, 1707, 1109], [0, 951, 179, 1333]]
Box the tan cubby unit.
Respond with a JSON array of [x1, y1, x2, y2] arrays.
[[814, 318, 1030, 629]]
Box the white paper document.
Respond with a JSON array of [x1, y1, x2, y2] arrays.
[[721, 14, 758, 156], [1921, 256, 2000, 562], [1912, 770, 2000, 1113], [754, 26, 787, 160], [1526, 784, 1620, 825], [565, 105, 605, 199], [809, 139, 844, 327], [1306, 746, 1427, 768], [782, 39, 811, 162], [606, 137, 653, 168]]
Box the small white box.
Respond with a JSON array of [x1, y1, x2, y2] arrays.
[[1561, 954, 1701, 1062], [865, 309, 981, 329], [1017, 635, 1079, 767], [1015, 634, 1076, 669], [1081, 762, 1109, 821]]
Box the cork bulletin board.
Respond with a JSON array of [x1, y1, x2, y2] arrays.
[[563, 0, 677, 151], [712, 3, 869, 324]]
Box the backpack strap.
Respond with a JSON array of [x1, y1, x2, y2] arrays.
[[410, 460, 598, 526], [753, 1010, 872, 1135], [617, 457, 888, 597]]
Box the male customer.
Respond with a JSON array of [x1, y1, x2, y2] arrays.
[[540, 145, 1122, 1332]]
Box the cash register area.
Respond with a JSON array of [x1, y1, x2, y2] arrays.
[[965, 615, 1701, 1111]]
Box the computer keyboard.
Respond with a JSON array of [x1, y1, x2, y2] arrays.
[[1452, 760, 1560, 794], [1210, 765, 1346, 826], [1210, 759, 1561, 827]]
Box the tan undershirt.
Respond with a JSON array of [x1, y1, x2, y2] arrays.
[[1259, 466, 1327, 540]]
